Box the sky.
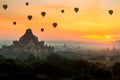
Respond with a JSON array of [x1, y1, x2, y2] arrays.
[[0, 0, 120, 42]]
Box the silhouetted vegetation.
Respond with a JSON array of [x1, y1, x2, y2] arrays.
[[0, 53, 119, 80]]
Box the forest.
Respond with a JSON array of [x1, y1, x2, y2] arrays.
[[0, 53, 120, 80]]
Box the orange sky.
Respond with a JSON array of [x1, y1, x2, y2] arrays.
[[0, 0, 120, 42]]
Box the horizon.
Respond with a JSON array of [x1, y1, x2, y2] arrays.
[[0, 27, 119, 43], [0, 28, 119, 44], [0, 0, 120, 42]]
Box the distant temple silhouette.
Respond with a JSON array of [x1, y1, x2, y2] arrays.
[[1, 28, 54, 57]]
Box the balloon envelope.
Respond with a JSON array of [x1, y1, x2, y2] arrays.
[[108, 10, 113, 15], [41, 12, 46, 17], [61, 10, 64, 13], [53, 23, 57, 28], [41, 28, 44, 32], [3, 4, 8, 10], [25, 2, 29, 6], [74, 7, 79, 13], [27, 15, 32, 21], [13, 22, 16, 25]]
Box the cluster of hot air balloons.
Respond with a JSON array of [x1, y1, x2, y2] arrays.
[[40, 22, 58, 32], [2, 2, 114, 33], [26, 12, 57, 32], [2, 2, 29, 10], [27, 12, 46, 20], [2, 2, 30, 26], [60, 7, 79, 14], [2, 2, 58, 32]]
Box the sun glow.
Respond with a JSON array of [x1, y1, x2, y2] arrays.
[[82, 35, 113, 42], [0, 0, 120, 42], [105, 35, 112, 39]]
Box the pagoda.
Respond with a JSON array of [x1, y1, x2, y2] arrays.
[[1, 28, 54, 57]]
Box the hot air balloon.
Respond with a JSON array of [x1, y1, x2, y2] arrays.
[[61, 10, 64, 13], [74, 7, 79, 13], [25, 2, 29, 6], [27, 15, 32, 21], [41, 12, 46, 17], [13, 21, 16, 25], [108, 10, 113, 15], [53, 23, 57, 28], [41, 28, 44, 32], [3, 4, 8, 10]]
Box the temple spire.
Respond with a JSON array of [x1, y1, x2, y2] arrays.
[[25, 28, 33, 35]]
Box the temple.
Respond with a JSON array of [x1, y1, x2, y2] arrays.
[[1, 28, 54, 57]]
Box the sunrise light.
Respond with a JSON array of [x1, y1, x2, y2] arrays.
[[0, 0, 120, 42]]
